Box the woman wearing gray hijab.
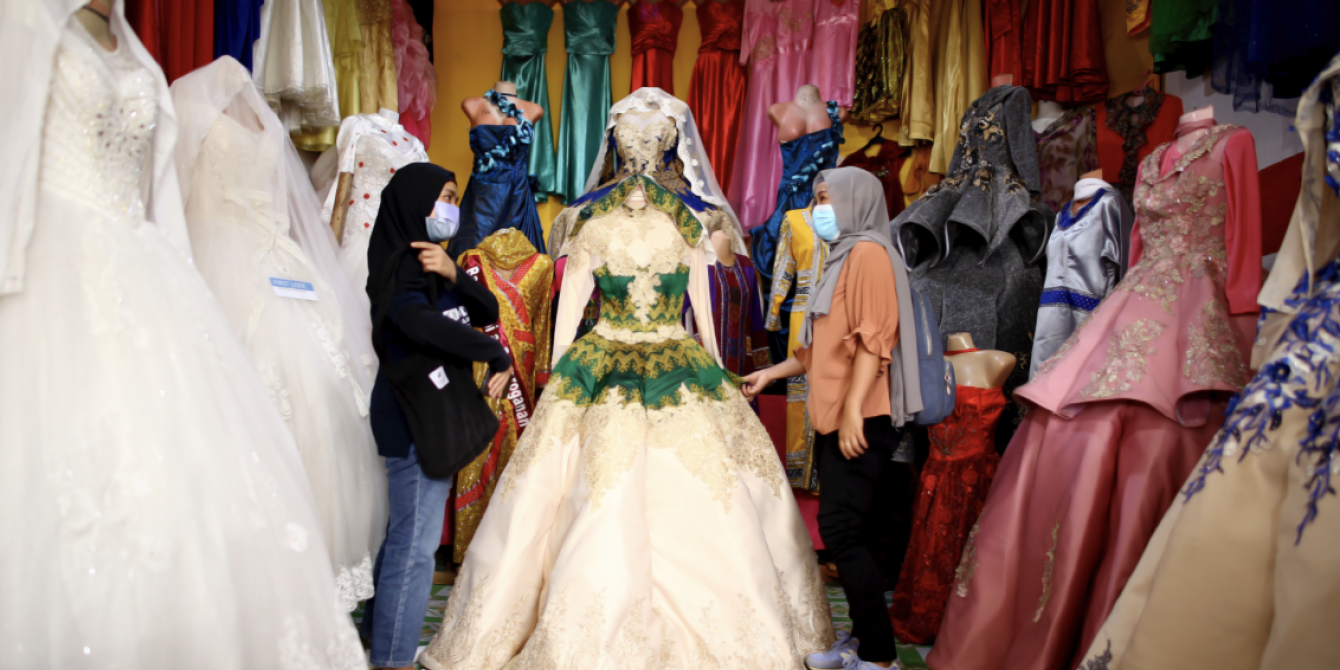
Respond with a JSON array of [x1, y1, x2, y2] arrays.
[[745, 167, 920, 670]]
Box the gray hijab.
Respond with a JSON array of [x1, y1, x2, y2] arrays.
[[800, 167, 923, 425]]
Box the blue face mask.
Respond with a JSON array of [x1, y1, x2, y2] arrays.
[[425, 201, 460, 242], [811, 204, 839, 242]]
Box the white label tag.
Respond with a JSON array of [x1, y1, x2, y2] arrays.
[[270, 278, 318, 301], [428, 366, 449, 389]]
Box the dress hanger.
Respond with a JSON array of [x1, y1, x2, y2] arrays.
[[855, 124, 886, 155]]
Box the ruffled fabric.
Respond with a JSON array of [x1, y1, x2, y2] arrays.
[[390, 0, 436, 147]]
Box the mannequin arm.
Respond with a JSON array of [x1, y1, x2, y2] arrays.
[[330, 172, 353, 245], [552, 247, 596, 364]]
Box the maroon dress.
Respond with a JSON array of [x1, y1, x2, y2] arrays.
[[629, 0, 683, 94], [686, 0, 746, 194], [1020, 0, 1107, 103]]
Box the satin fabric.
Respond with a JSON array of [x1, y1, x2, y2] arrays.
[[927, 0, 988, 175], [809, 0, 859, 108], [214, 0, 264, 70], [450, 125, 547, 259], [391, 0, 435, 147], [501, 1, 559, 200], [687, 0, 746, 195], [555, 0, 618, 204], [357, 0, 399, 115], [984, 0, 1022, 85], [325, 0, 365, 122], [1020, 0, 1108, 104], [629, 0, 682, 94], [125, 0, 214, 83]]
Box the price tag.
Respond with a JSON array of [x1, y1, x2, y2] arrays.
[[270, 278, 318, 301], [429, 366, 449, 389]]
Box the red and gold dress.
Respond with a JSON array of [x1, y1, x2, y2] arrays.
[[889, 370, 1006, 644], [686, 0, 745, 194], [448, 229, 554, 562], [628, 0, 683, 94]]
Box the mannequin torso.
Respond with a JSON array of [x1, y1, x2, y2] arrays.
[[711, 229, 735, 267], [1069, 168, 1104, 211], [1032, 100, 1065, 134], [768, 85, 850, 143], [946, 333, 1015, 389], [1175, 106, 1215, 154], [462, 81, 545, 127]]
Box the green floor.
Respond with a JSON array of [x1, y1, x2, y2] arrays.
[[352, 584, 932, 668]]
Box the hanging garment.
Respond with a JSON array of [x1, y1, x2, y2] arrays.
[[1149, 0, 1217, 74], [215, 0, 265, 70], [850, 2, 909, 124], [390, 0, 435, 147], [453, 229, 554, 563], [984, 0, 1022, 85], [930, 123, 1263, 670], [838, 141, 911, 222], [1095, 86, 1183, 206], [1077, 59, 1340, 670], [407, 0, 433, 60], [898, 143, 940, 207], [357, 0, 399, 117], [810, 0, 860, 109], [417, 175, 835, 670], [889, 383, 1006, 644], [1126, 0, 1150, 35], [124, 0, 163, 62], [898, 0, 934, 145], [172, 58, 386, 612], [1034, 106, 1099, 212], [320, 110, 431, 295], [751, 100, 844, 325], [0, 11, 364, 666], [125, 0, 215, 83], [448, 91, 547, 259], [928, 0, 988, 174], [1210, 0, 1340, 117], [686, 0, 747, 195], [1020, 0, 1108, 104], [694, 256, 770, 378], [730, 0, 816, 229], [501, 0, 559, 200], [767, 209, 829, 491], [554, 0, 618, 204], [253, 0, 343, 150], [1030, 183, 1134, 378], [325, 0, 366, 122], [628, 0, 683, 94]]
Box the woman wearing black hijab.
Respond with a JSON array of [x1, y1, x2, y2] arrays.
[[361, 163, 512, 670]]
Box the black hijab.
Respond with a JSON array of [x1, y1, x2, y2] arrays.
[[365, 163, 457, 306]]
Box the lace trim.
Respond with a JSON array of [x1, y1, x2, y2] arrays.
[[1033, 520, 1059, 622], [593, 321, 688, 343], [954, 523, 980, 598], [335, 554, 375, 612], [568, 204, 692, 278]]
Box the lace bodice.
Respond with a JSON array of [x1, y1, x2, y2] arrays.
[[614, 115, 679, 176], [568, 204, 693, 339], [40, 24, 156, 223]]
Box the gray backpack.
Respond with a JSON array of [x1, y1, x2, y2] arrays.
[[908, 286, 956, 426]]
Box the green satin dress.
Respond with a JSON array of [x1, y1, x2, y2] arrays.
[[555, 0, 618, 204], [501, 2, 558, 202]]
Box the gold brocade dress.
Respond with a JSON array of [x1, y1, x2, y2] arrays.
[[357, 0, 398, 115], [927, 0, 987, 174], [325, 0, 365, 121], [767, 208, 829, 491], [453, 229, 554, 563]]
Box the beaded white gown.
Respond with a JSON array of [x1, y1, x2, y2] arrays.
[[0, 20, 364, 670]]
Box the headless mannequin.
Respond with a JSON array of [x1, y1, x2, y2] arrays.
[[1032, 100, 1065, 133], [768, 85, 850, 144], [1175, 105, 1215, 153], [329, 107, 403, 244], [76, 3, 117, 52], [991, 73, 1014, 88], [1069, 168, 1104, 212], [946, 333, 1015, 389], [711, 230, 735, 267], [462, 81, 545, 127]]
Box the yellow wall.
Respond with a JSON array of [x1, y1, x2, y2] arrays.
[[429, 0, 1154, 238]]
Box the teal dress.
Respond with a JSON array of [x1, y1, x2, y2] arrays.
[[501, 2, 558, 201], [555, 0, 618, 204]]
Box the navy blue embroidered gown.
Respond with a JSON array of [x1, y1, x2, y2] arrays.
[[449, 124, 547, 259]]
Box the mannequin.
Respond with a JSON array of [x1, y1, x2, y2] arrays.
[[1068, 168, 1104, 210], [769, 85, 850, 143], [1032, 99, 1066, 134], [326, 108, 428, 250], [76, 3, 116, 51], [1176, 105, 1216, 153], [991, 73, 1014, 88], [711, 229, 735, 267], [462, 80, 545, 127], [945, 333, 1015, 389]]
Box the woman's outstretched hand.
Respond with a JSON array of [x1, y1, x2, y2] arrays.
[[411, 241, 457, 282], [742, 369, 773, 400]]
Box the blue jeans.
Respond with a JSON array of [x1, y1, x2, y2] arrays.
[[361, 444, 451, 667]]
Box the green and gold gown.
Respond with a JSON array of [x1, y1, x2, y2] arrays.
[[420, 173, 833, 669]]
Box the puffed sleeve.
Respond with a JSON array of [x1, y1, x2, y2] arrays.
[[842, 242, 900, 363], [1222, 129, 1263, 315]]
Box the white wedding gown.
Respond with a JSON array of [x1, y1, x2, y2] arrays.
[[172, 59, 387, 611], [0, 20, 364, 669]]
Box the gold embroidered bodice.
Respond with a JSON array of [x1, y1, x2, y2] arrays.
[[613, 113, 678, 175]]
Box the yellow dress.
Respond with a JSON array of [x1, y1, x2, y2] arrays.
[[325, 0, 364, 120], [357, 0, 398, 115], [454, 229, 554, 563], [766, 209, 829, 492], [898, 0, 935, 146], [928, 0, 987, 174]]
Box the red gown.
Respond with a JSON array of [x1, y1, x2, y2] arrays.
[[629, 0, 683, 94], [686, 0, 746, 194], [1020, 0, 1107, 103], [890, 383, 1006, 644], [124, 0, 214, 83]]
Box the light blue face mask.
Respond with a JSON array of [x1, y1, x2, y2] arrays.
[[811, 204, 839, 242], [425, 201, 460, 242]]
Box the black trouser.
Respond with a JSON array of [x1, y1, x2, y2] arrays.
[[817, 416, 901, 663]]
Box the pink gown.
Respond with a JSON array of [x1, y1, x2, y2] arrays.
[[810, 0, 858, 109], [928, 121, 1262, 670], [729, 0, 815, 230]]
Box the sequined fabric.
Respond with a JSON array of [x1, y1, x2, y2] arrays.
[[851, 5, 908, 124]]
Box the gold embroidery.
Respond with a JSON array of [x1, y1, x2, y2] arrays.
[[572, 175, 704, 248], [1078, 640, 1114, 670], [497, 387, 582, 501], [1034, 520, 1059, 623], [592, 321, 688, 344], [954, 523, 980, 598], [424, 574, 537, 670], [1184, 300, 1251, 388], [1080, 318, 1167, 399], [578, 387, 644, 508]]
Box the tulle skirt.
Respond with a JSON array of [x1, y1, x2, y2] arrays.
[[0, 186, 365, 669]]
